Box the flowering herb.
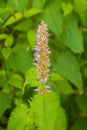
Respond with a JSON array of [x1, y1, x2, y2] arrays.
[[34, 21, 51, 94]]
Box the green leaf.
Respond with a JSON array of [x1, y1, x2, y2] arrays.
[[54, 50, 82, 88], [24, 67, 41, 88], [1, 47, 11, 60], [77, 11, 87, 26], [76, 95, 87, 115], [3, 8, 41, 26], [14, 20, 32, 32], [0, 17, 3, 23], [7, 44, 33, 73], [0, 34, 8, 40], [58, 80, 73, 95], [7, 0, 29, 11], [54, 107, 66, 130], [7, 104, 32, 130], [61, 2, 73, 16], [0, 7, 7, 14], [62, 16, 84, 53], [4, 35, 14, 47], [2, 84, 10, 93], [0, 92, 11, 117], [49, 72, 74, 95], [0, 70, 6, 87], [50, 72, 63, 81], [31, 92, 60, 130], [43, 1, 62, 35], [3, 12, 23, 27], [83, 67, 87, 78], [73, 0, 87, 26], [74, 0, 87, 11], [24, 8, 42, 18], [70, 118, 87, 130], [0, 7, 11, 22], [27, 29, 36, 48], [9, 74, 23, 89], [32, 0, 46, 9], [54, 80, 73, 95]]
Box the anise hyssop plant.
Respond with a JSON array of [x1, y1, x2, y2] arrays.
[[7, 21, 66, 130]]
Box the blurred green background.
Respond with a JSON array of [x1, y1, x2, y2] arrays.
[[0, 0, 87, 130]]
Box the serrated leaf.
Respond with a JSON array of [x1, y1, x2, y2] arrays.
[[55, 107, 66, 130], [9, 74, 23, 89], [31, 92, 60, 130], [43, 1, 62, 35], [62, 16, 84, 53], [0, 92, 11, 117], [54, 50, 82, 88], [7, 104, 31, 130], [61, 2, 73, 16], [24, 67, 41, 88]]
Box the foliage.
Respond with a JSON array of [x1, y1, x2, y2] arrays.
[[0, 0, 87, 130]]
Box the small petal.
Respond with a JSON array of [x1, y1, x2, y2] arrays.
[[45, 85, 51, 89]]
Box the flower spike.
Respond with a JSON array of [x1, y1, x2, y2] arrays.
[[34, 21, 51, 95], [34, 21, 51, 83]]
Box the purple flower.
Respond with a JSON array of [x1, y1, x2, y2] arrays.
[[33, 21, 51, 94]]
